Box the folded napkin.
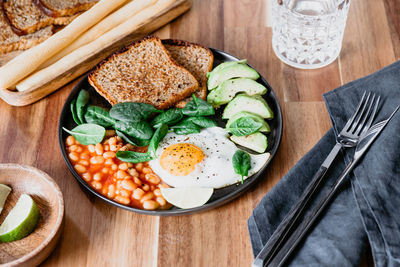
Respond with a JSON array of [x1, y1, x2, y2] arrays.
[[248, 60, 400, 266]]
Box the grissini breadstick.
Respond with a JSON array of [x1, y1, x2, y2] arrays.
[[16, 0, 176, 92], [39, 0, 156, 69], [0, 0, 129, 90]]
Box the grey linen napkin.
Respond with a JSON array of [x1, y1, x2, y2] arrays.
[[248, 60, 400, 266]]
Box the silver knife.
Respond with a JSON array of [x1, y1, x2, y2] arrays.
[[268, 105, 400, 267]]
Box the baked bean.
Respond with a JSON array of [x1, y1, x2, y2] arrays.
[[101, 168, 110, 174], [133, 188, 145, 200], [68, 152, 79, 162], [80, 151, 90, 160], [146, 173, 160, 184], [134, 177, 142, 186], [88, 144, 95, 153], [143, 167, 152, 174], [121, 180, 136, 191], [142, 184, 150, 191], [118, 163, 128, 170], [69, 145, 79, 152], [143, 200, 159, 210], [107, 185, 116, 198], [141, 192, 154, 202], [116, 136, 122, 142], [120, 189, 130, 198], [139, 173, 147, 180], [111, 164, 118, 171], [104, 145, 110, 151], [66, 136, 76, 146], [101, 187, 108, 195], [95, 144, 103, 155], [105, 159, 114, 165], [109, 137, 117, 145], [128, 168, 139, 177], [154, 188, 162, 197], [127, 163, 134, 168], [135, 163, 143, 172], [103, 152, 116, 159], [93, 173, 102, 181], [79, 160, 89, 166], [92, 181, 102, 190], [74, 164, 86, 173], [90, 156, 105, 165], [82, 172, 92, 182], [110, 144, 119, 151], [156, 197, 166, 206], [116, 170, 127, 179], [115, 196, 130, 205]]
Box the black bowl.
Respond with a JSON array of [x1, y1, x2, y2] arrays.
[[58, 48, 283, 216]]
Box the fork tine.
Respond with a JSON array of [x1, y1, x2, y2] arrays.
[[343, 91, 367, 131], [359, 95, 381, 136], [349, 92, 371, 133], [354, 94, 377, 135]]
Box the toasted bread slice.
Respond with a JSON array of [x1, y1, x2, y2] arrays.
[[162, 39, 214, 108], [88, 36, 199, 110], [4, 0, 78, 35], [0, 5, 52, 54], [34, 0, 98, 17]]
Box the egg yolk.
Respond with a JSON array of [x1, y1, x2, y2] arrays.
[[160, 143, 205, 176]]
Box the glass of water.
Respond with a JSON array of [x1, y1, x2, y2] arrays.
[[272, 0, 351, 69]]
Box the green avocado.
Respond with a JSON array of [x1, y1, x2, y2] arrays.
[[222, 94, 274, 119], [207, 78, 267, 107], [230, 132, 268, 153], [207, 62, 259, 90], [207, 59, 247, 79], [226, 111, 270, 132]]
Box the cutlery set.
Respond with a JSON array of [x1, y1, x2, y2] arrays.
[[253, 92, 400, 267]]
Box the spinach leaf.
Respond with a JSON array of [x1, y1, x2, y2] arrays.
[[114, 121, 154, 140], [76, 90, 90, 124], [110, 102, 161, 122], [185, 116, 217, 128], [226, 117, 262, 136], [116, 130, 150, 147], [70, 99, 82, 125], [84, 105, 115, 127], [63, 124, 105, 145], [151, 108, 183, 128], [182, 95, 215, 117], [232, 150, 251, 184], [171, 118, 201, 135], [148, 123, 168, 156], [116, 151, 154, 163]]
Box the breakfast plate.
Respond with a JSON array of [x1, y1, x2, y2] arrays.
[[58, 47, 283, 215]]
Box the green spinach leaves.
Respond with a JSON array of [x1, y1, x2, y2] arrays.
[[226, 117, 262, 136], [63, 124, 106, 145], [232, 150, 251, 184], [110, 102, 161, 122], [182, 95, 215, 117]]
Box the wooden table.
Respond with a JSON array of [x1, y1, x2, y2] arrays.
[[0, 0, 398, 266]]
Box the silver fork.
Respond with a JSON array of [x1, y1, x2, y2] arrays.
[[253, 92, 381, 267]]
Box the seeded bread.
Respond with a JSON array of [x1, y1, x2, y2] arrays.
[[4, 0, 77, 35], [88, 36, 199, 110], [34, 0, 98, 17], [162, 39, 214, 108], [0, 4, 52, 54]]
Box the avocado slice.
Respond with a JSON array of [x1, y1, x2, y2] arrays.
[[207, 63, 259, 90], [207, 78, 267, 107], [226, 111, 270, 132], [207, 59, 247, 79], [230, 132, 268, 153], [222, 94, 274, 119]]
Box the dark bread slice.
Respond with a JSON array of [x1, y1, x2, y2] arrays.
[[0, 4, 52, 53], [162, 39, 214, 108], [4, 0, 77, 35], [34, 0, 98, 17], [88, 36, 199, 110]]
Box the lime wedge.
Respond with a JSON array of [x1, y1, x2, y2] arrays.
[[0, 194, 39, 243], [0, 184, 11, 215], [160, 187, 214, 209]]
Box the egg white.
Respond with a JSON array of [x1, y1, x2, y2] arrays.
[[148, 127, 270, 189]]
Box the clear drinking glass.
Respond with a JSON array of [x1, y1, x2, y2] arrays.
[[272, 0, 351, 69]]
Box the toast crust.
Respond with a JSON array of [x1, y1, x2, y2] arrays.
[[162, 39, 214, 108], [88, 36, 199, 110], [3, 0, 77, 35], [34, 0, 97, 17]]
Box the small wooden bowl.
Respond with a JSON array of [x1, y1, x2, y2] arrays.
[[0, 164, 64, 267]]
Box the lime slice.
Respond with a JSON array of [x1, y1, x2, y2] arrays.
[[160, 187, 214, 209], [0, 194, 39, 243], [0, 184, 11, 215]]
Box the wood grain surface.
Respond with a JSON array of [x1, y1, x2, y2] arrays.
[[0, 0, 397, 266]]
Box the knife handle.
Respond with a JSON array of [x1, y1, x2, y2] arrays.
[[268, 162, 354, 267], [252, 166, 329, 267]]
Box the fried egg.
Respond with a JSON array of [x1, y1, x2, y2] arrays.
[[149, 127, 270, 189]]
